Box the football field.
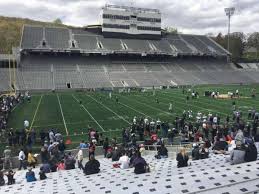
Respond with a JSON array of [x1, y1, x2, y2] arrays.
[[7, 84, 259, 143]]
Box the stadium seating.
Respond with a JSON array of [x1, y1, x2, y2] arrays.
[[0, 68, 11, 91], [0, 55, 255, 91], [0, 153, 258, 194], [45, 27, 70, 49], [21, 26, 43, 49], [21, 26, 229, 56], [74, 35, 99, 51]]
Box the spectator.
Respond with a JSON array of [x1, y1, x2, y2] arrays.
[[103, 138, 109, 157], [39, 167, 47, 180], [3, 146, 12, 170], [40, 147, 49, 164], [199, 144, 209, 159], [88, 142, 95, 160], [77, 148, 84, 170], [192, 144, 200, 160], [235, 129, 244, 143], [64, 153, 76, 170], [5, 170, 15, 185], [18, 149, 27, 170], [79, 140, 87, 149], [213, 138, 228, 154], [57, 160, 65, 171], [0, 171, 5, 186], [25, 168, 36, 182], [132, 151, 149, 174], [226, 141, 246, 165], [40, 163, 51, 173], [111, 147, 120, 162], [157, 144, 168, 158], [83, 155, 100, 175], [176, 148, 189, 168], [27, 151, 37, 168], [118, 151, 130, 169]]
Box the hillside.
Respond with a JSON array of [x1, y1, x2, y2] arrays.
[[0, 16, 68, 54]]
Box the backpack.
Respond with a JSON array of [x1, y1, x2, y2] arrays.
[[244, 144, 257, 162]]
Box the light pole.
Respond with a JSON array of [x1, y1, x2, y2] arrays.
[[225, 7, 235, 52]]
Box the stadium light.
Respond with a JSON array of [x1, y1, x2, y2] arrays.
[[224, 7, 235, 52]]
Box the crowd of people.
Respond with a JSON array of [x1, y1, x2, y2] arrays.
[[0, 88, 258, 188]]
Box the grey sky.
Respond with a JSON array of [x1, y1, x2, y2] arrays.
[[0, 0, 258, 35]]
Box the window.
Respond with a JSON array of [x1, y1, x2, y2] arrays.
[[137, 17, 161, 23], [103, 23, 130, 29], [103, 14, 130, 20], [137, 26, 161, 31]]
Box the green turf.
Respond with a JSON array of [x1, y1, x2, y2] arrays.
[[6, 84, 259, 144]]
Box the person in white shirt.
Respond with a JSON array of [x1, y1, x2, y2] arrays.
[[18, 149, 26, 170], [213, 115, 218, 124], [168, 103, 173, 112], [77, 149, 84, 170], [24, 120, 29, 129], [118, 151, 129, 169]]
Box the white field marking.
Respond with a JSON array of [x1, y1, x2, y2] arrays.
[[117, 94, 175, 116], [118, 101, 152, 119], [161, 91, 232, 109], [57, 94, 69, 135], [97, 91, 153, 119], [160, 92, 229, 116], [87, 94, 131, 125], [159, 94, 228, 116], [72, 94, 105, 132], [11, 101, 22, 112], [30, 95, 43, 130]]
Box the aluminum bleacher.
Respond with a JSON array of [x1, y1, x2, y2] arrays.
[[21, 26, 43, 49], [0, 153, 258, 194], [45, 27, 70, 49], [0, 68, 10, 91]]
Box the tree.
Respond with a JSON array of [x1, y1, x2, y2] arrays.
[[247, 32, 259, 59], [164, 27, 178, 34], [53, 18, 63, 25], [228, 32, 246, 60]]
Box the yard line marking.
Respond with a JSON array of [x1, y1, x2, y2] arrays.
[[87, 94, 131, 125], [57, 94, 69, 135], [30, 95, 43, 130], [160, 92, 229, 116], [72, 94, 105, 132], [119, 102, 152, 119], [117, 94, 174, 116], [97, 92, 153, 119]]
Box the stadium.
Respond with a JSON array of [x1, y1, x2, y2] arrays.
[[0, 3, 259, 194]]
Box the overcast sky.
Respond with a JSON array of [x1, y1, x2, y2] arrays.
[[0, 0, 258, 35]]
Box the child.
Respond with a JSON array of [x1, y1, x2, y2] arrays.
[[39, 167, 47, 180], [5, 170, 15, 185]]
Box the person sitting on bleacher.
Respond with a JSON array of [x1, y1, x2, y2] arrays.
[[192, 144, 200, 160], [226, 141, 246, 165], [118, 151, 130, 169], [133, 151, 149, 174], [39, 167, 47, 180], [111, 147, 120, 162], [155, 144, 168, 159], [25, 168, 36, 182], [83, 155, 100, 175], [199, 144, 209, 159], [176, 148, 189, 168], [212, 137, 228, 154], [64, 152, 76, 170]]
